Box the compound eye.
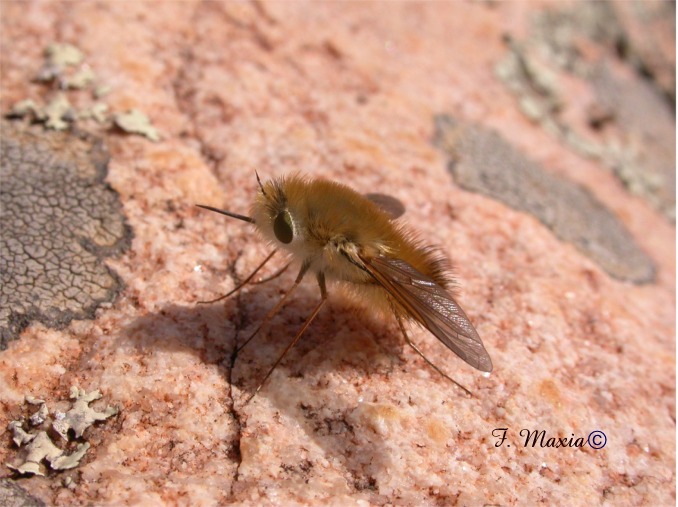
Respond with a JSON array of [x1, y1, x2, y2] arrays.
[[273, 210, 294, 244]]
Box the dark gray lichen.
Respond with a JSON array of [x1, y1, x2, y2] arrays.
[[495, 2, 676, 221], [590, 64, 676, 221], [0, 120, 132, 349], [0, 478, 45, 507], [433, 115, 656, 284]]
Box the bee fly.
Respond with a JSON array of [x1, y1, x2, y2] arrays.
[[197, 173, 492, 402]]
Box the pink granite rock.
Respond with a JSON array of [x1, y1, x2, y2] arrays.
[[1, 2, 674, 505]]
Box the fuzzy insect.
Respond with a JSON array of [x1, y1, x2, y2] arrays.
[[198, 174, 492, 402]]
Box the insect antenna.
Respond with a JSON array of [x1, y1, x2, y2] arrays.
[[196, 204, 254, 224], [255, 170, 267, 197], [395, 314, 474, 397], [244, 272, 327, 404]]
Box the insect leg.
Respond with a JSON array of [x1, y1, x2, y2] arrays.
[[198, 250, 278, 304], [244, 272, 327, 404], [252, 261, 291, 285], [395, 313, 473, 397], [235, 261, 310, 355]]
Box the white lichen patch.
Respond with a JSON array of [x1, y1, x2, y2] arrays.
[[29, 403, 49, 426], [45, 43, 84, 68], [9, 99, 41, 119], [7, 42, 159, 141], [6, 387, 118, 476], [64, 66, 97, 90], [8, 421, 35, 447], [113, 109, 160, 141], [8, 432, 66, 476], [43, 94, 74, 131], [25, 396, 45, 405], [35, 43, 84, 83], [79, 103, 109, 123], [52, 387, 118, 439], [93, 85, 111, 99], [49, 442, 91, 471]]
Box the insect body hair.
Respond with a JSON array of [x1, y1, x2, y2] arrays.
[[250, 174, 453, 290], [249, 174, 457, 329]]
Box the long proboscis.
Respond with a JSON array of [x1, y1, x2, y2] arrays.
[[196, 204, 254, 224]]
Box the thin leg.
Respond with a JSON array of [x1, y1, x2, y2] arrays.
[[244, 272, 327, 404], [395, 314, 473, 397], [252, 262, 291, 285], [198, 250, 278, 304], [235, 262, 311, 355]]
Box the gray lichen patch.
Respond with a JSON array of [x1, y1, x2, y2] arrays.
[[35, 43, 96, 91], [113, 109, 160, 141], [6, 388, 117, 476], [8, 41, 161, 141], [7, 432, 70, 476], [433, 115, 656, 284], [495, 2, 675, 221], [9, 100, 41, 119], [8, 421, 35, 447], [0, 120, 132, 349], [79, 103, 109, 124], [45, 43, 84, 69], [590, 64, 676, 221], [43, 94, 74, 131], [63, 66, 96, 90], [35, 43, 85, 84], [52, 387, 119, 440]]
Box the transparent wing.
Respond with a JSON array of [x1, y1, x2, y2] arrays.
[[362, 256, 493, 372], [365, 193, 406, 220]]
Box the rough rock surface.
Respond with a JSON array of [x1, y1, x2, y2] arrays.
[[0, 2, 674, 506]]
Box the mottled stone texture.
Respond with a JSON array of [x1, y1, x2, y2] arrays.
[[0, 2, 674, 506], [0, 121, 131, 349], [433, 115, 656, 283]]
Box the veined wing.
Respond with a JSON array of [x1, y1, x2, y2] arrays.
[[361, 255, 493, 372]]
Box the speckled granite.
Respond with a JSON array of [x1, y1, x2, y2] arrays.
[[0, 2, 674, 506]]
